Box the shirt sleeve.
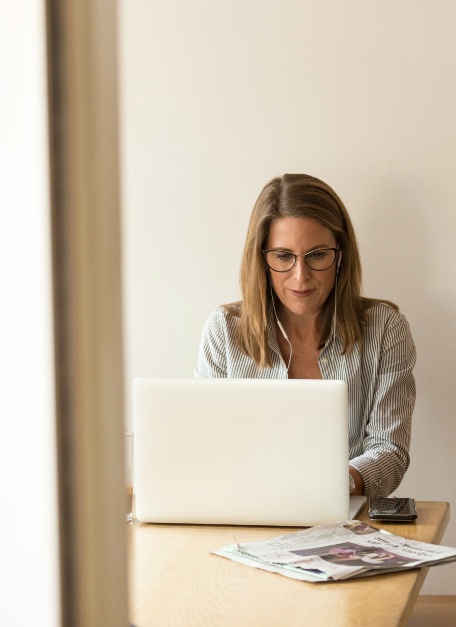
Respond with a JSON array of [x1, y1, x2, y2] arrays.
[[195, 308, 229, 378], [350, 313, 416, 497]]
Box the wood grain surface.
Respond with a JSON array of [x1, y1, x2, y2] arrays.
[[128, 501, 450, 627]]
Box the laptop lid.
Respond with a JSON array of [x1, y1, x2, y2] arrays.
[[133, 378, 361, 526]]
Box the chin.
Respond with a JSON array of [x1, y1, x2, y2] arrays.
[[284, 303, 322, 318]]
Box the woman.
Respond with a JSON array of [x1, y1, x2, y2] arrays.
[[196, 173, 416, 498]]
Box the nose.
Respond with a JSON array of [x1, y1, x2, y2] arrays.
[[291, 256, 312, 282]]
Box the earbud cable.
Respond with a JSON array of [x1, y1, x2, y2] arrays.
[[269, 280, 293, 372]]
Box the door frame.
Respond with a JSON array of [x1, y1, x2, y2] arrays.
[[46, 1, 128, 624]]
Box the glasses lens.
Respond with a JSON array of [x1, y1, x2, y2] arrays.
[[265, 251, 296, 272], [306, 249, 336, 271]]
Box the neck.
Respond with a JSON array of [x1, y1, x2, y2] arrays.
[[275, 305, 321, 343]]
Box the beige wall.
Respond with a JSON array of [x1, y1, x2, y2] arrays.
[[119, 0, 456, 593]]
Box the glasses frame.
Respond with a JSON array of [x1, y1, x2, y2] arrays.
[[262, 246, 340, 272]]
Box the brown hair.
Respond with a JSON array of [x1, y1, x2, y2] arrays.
[[226, 173, 397, 368]]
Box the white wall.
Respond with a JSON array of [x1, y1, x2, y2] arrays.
[[0, 1, 60, 625], [119, 0, 456, 593]]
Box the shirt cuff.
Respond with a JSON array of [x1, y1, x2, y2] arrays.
[[350, 456, 384, 498]]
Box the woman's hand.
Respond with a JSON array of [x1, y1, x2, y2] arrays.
[[349, 466, 364, 496]]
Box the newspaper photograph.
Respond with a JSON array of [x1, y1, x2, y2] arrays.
[[212, 520, 456, 583]]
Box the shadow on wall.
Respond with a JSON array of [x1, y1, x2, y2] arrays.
[[358, 173, 456, 501]]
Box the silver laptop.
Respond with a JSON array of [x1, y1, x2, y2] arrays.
[[133, 378, 366, 526]]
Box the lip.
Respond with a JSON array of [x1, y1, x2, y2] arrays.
[[289, 288, 316, 297]]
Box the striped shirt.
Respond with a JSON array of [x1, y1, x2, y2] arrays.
[[196, 302, 416, 497]]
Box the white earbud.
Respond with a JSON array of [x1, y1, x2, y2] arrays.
[[337, 250, 342, 270], [277, 319, 289, 342]]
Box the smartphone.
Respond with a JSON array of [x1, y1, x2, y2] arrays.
[[368, 497, 417, 521]]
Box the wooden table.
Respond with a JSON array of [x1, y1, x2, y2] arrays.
[[128, 501, 450, 627]]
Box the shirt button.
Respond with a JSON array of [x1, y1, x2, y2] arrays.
[[321, 358, 328, 364]]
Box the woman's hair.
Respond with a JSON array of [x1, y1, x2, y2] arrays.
[[226, 173, 397, 368]]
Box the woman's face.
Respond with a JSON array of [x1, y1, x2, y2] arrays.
[[265, 217, 338, 322]]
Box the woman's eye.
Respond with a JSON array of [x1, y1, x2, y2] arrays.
[[275, 252, 294, 261], [308, 250, 328, 260]]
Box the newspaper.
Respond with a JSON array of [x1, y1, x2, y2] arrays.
[[212, 520, 456, 583]]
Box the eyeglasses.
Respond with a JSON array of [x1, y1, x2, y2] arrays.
[[262, 247, 339, 272]]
